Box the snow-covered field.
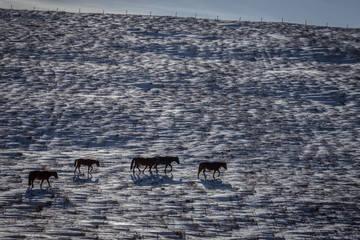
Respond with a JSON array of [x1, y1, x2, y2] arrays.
[[1, 8, 360, 239]]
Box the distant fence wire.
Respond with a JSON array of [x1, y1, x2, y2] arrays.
[[3, 4, 355, 29]]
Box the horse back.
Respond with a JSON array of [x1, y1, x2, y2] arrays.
[[156, 156, 179, 164], [75, 158, 99, 166], [134, 157, 158, 166], [29, 170, 41, 180], [200, 161, 226, 170], [29, 170, 58, 180]]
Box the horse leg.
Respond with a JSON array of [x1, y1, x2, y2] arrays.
[[169, 164, 173, 172], [203, 169, 207, 179], [40, 179, 44, 188], [197, 167, 202, 178], [217, 169, 221, 177], [164, 164, 168, 174], [136, 164, 141, 173], [46, 178, 51, 187], [142, 165, 148, 173], [149, 165, 153, 174], [213, 170, 216, 179]]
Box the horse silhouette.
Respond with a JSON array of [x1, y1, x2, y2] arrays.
[[197, 161, 227, 179], [28, 170, 58, 188], [74, 159, 100, 174], [130, 157, 159, 174], [154, 156, 180, 173]]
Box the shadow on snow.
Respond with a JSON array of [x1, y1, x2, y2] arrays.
[[200, 179, 232, 190], [131, 173, 183, 186], [25, 186, 59, 199], [73, 172, 99, 184]]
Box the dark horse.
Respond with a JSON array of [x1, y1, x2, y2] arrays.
[[154, 156, 180, 173], [74, 159, 100, 174], [28, 170, 58, 188], [130, 157, 159, 174], [197, 161, 227, 179]]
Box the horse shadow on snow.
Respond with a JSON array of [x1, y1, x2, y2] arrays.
[[131, 173, 183, 186], [200, 179, 233, 190], [73, 172, 99, 184], [25, 186, 59, 199]]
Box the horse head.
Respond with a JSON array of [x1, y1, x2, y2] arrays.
[[52, 171, 59, 178], [222, 162, 227, 170]]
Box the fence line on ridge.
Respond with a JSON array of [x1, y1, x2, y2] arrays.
[[2, 4, 355, 29]]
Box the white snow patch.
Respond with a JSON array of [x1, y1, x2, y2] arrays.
[[0, 9, 360, 239]]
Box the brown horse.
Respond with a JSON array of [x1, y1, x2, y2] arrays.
[[130, 157, 159, 174], [74, 159, 100, 174], [197, 161, 227, 179], [154, 156, 180, 173], [28, 170, 58, 188]]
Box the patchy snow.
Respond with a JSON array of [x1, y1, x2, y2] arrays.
[[0, 8, 360, 239]]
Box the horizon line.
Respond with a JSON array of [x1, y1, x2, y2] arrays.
[[1, 6, 357, 30]]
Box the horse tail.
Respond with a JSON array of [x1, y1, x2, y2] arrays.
[[74, 159, 78, 167], [130, 159, 135, 170], [197, 163, 203, 178], [28, 172, 32, 186]]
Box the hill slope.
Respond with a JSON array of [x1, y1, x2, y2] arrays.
[[0, 9, 360, 239]]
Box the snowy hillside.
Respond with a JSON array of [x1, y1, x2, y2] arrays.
[[0, 8, 360, 239]]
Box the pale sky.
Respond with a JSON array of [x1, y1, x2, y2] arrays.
[[1, 0, 359, 28]]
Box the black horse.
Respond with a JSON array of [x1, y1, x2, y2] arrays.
[[154, 156, 180, 173], [130, 157, 159, 174], [28, 170, 58, 188], [197, 161, 227, 179]]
